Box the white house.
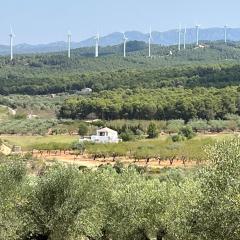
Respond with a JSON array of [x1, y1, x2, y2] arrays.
[[81, 88, 93, 94], [91, 127, 121, 143], [80, 127, 121, 144]]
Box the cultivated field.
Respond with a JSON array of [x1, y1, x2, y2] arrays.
[[1, 132, 236, 169]]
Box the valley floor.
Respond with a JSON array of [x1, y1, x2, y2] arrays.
[[32, 151, 198, 169], [0, 132, 236, 169]]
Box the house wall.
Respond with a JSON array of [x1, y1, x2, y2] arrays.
[[91, 134, 120, 143]]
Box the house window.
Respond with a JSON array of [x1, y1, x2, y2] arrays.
[[100, 132, 106, 136]]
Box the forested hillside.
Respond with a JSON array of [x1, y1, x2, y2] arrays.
[[1, 41, 240, 95], [59, 87, 240, 121]]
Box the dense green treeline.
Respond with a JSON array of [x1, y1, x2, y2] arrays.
[[59, 87, 240, 121], [2, 63, 240, 95], [1, 42, 240, 94], [1, 138, 240, 239]]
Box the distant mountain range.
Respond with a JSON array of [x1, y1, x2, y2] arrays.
[[1, 27, 240, 55]]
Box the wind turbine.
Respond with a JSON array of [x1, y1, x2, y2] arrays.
[[224, 25, 228, 43], [95, 33, 100, 58], [9, 26, 15, 61], [183, 27, 187, 49], [67, 30, 72, 58], [178, 24, 182, 51], [123, 32, 128, 58], [148, 26, 152, 58], [196, 24, 200, 46]]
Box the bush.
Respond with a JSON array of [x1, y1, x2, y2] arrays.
[[147, 122, 159, 139], [71, 141, 86, 152], [171, 134, 186, 142], [166, 120, 185, 133], [120, 129, 135, 142], [14, 113, 27, 120], [179, 126, 196, 140], [113, 160, 125, 174], [0, 119, 58, 135], [91, 120, 105, 127], [187, 119, 209, 132], [208, 120, 227, 132], [78, 122, 88, 136], [171, 126, 195, 142]]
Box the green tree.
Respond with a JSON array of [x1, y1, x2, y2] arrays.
[[187, 119, 209, 133], [0, 158, 28, 240], [147, 122, 159, 139], [188, 138, 240, 240], [120, 129, 135, 142], [78, 122, 88, 136], [179, 126, 195, 140], [166, 120, 185, 134]]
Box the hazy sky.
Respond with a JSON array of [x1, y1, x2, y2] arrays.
[[1, 0, 240, 44]]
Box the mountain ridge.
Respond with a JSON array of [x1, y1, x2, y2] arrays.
[[2, 27, 240, 55]]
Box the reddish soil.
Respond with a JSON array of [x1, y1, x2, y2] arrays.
[[31, 151, 198, 169]]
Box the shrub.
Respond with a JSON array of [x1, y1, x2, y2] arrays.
[[208, 120, 227, 132], [71, 141, 86, 153], [91, 120, 105, 128], [147, 122, 159, 139], [78, 122, 88, 136], [187, 119, 209, 132], [14, 113, 27, 120], [179, 126, 196, 140], [171, 134, 186, 142], [120, 129, 135, 142], [166, 120, 185, 133], [113, 160, 125, 174]]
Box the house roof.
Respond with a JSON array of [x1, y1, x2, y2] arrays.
[[97, 127, 118, 133]]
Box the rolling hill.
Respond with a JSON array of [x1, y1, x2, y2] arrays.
[[1, 41, 240, 95], [2, 27, 240, 55]]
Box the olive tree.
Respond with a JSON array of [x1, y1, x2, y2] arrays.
[[0, 157, 29, 240], [188, 138, 240, 240]]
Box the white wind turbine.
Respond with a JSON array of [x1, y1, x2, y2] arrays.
[[183, 27, 187, 49], [123, 32, 128, 58], [224, 25, 228, 43], [148, 26, 152, 58], [67, 30, 72, 58], [95, 33, 100, 58], [178, 24, 182, 51], [9, 26, 15, 61], [196, 24, 201, 46]]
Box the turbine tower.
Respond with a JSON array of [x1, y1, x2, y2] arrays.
[[9, 26, 15, 61], [67, 30, 72, 59], [123, 32, 128, 58], [148, 26, 152, 58], [183, 27, 187, 50], [224, 25, 228, 43], [178, 24, 182, 51], [95, 33, 100, 58], [196, 25, 200, 46]]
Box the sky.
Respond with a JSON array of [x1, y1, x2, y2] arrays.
[[1, 0, 240, 44]]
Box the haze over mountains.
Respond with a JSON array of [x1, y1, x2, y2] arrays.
[[1, 27, 240, 55]]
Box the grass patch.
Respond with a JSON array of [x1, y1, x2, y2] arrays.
[[0, 135, 79, 151], [0, 133, 236, 161], [0, 106, 9, 120]]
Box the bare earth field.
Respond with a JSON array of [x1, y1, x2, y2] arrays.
[[32, 151, 199, 169]]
